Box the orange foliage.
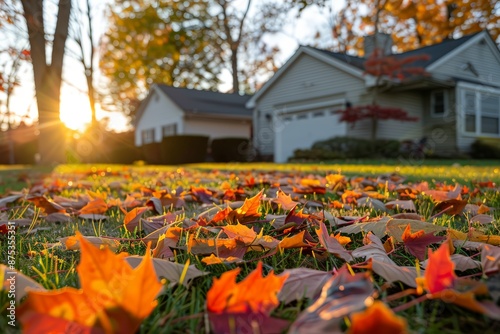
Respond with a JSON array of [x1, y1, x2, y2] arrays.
[[423, 242, 457, 294], [18, 233, 162, 334], [206, 262, 287, 314], [349, 301, 408, 334]]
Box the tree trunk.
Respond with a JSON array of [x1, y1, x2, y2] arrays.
[[22, 0, 71, 165]]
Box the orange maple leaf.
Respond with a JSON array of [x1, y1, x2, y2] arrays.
[[18, 233, 162, 334], [206, 262, 287, 314], [79, 197, 108, 215], [273, 189, 299, 211], [423, 242, 456, 294], [227, 189, 264, 223], [348, 301, 408, 334]]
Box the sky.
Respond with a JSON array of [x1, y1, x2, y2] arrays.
[[4, 0, 343, 133]]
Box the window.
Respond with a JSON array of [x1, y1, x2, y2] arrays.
[[162, 123, 177, 137], [141, 128, 155, 144], [313, 111, 325, 117], [462, 87, 500, 136], [481, 95, 500, 134], [431, 90, 447, 116]]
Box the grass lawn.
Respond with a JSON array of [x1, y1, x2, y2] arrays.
[[1, 162, 499, 333]]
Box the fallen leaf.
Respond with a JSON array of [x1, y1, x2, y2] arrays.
[[386, 219, 446, 242], [421, 254, 481, 272], [385, 200, 416, 212], [433, 199, 467, 215], [227, 189, 264, 223], [273, 189, 299, 210], [123, 206, 150, 232], [337, 218, 389, 238], [401, 224, 444, 261], [27, 196, 66, 214], [315, 222, 353, 262], [278, 268, 333, 303], [288, 267, 376, 334], [60, 235, 120, 252], [470, 214, 494, 225], [448, 228, 500, 246], [206, 261, 287, 314], [423, 242, 456, 294], [481, 244, 500, 274], [1, 265, 46, 302], [348, 300, 408, 334], [78, 198, 108, 215], [18, 233, 162, 333]]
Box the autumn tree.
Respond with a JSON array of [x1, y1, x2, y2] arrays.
[[336, 48, 428, 141], [99, 0, 326, 118], [329, 0, 500, 55], [21, 0, 72, 164]]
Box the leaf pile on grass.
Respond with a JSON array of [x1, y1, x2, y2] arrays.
[[1, 165, 500, 333]]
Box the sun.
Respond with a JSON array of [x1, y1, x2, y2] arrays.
[[59, 88, 92, 131]]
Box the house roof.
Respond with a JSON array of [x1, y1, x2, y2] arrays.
[[135, 85, 252, 126], [308, 31, 482, 71], [157, 85, 252, 118], [247, 30, 498, 108]]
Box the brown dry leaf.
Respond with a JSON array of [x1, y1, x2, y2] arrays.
[[470, 214, 495, 225], [385, 200, 416, 212], [482, 244, 500, 274], [370, 259, 419, 288], [401, 224, 444, 261], [356, 197, 387, 212], [386, 219, 446, 242], [0, 194, 23, 209], [288, 268, 376, 334], [421, 254, 481, 272], [337, 218, 390, 238], [315, 222, 353, 262], [152, 227, 183, 259], [448, 229, 500, 246], [1, 264, 46, 302], [45, 212, 72, 223], [352, 233, 394, 265], [277, 268, 333, 303], [433, 199, 467, 215], [391, 213, 424, 220], [60, 235, 120, 252], [125, 256, 208, 287], [27, 196, 66, 214]]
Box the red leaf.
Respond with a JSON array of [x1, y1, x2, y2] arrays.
[[401, 224, 444, 261]]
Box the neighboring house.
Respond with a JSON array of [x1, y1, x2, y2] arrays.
[[247, 31, 500, 162], [134, 84, 252, 146]]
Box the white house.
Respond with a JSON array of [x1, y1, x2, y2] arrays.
[[134, 85, 252, 146], [246, 31, 500, 162]]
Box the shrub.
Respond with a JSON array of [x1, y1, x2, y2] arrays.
[[211, 137, 251, 162], [470, 138, 500, 159], [142, 142, 162, 164], [160, 135, 209, 164], [291, 136, 401, 161]]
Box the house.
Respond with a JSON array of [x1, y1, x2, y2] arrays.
[[246, 31, 500, 162], [134, 84, 252, 146]]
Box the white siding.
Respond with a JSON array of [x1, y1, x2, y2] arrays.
[[431, 38, 500, 87], [253, 53, 366, 157], [351, 91, 425, 141], [135, 89, 184, 146], [184, 118, 251, 140]]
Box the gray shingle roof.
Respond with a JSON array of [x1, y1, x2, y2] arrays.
[[157, 85, 252, 118], [308, 32, 482, 71]]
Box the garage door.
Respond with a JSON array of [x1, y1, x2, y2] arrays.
[[274, 105, 347, 163]]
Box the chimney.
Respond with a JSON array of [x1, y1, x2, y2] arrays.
[[363, 32, 393, 57]]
